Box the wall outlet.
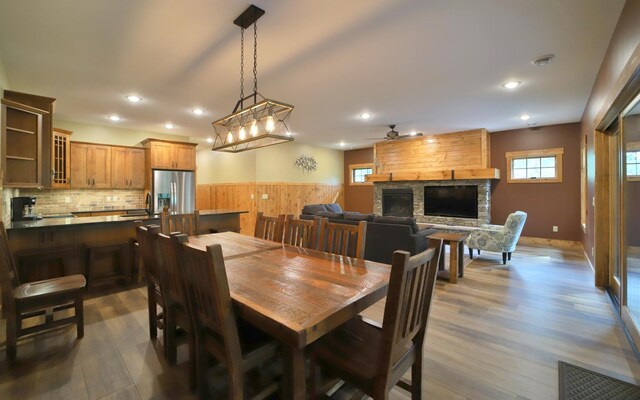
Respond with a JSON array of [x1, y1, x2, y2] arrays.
[[107, 196, 112, 202], [552, 226, 558, 232], [251, 194, 255, 199], [113, 196, 118, 202], [261, 193, 268, 200], [64, 196, 71, 203], [592, 196, 595, 207]]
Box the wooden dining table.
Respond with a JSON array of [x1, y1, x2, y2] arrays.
[[186, 231, 391, 399]]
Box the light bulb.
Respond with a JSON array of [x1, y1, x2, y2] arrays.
[[239, 126, 246, 140], [227, 131, 234, 143], [250, 120, 258, 136], [265, 116, 275, 133]]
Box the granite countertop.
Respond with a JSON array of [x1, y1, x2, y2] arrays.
[[7, 209, 248, 230]]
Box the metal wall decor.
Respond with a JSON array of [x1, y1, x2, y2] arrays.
[[211, 5, 294, 153], [294, 155, 318, 173]]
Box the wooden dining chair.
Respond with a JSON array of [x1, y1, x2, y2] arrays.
[[135, 224, 165, 341], [0, 221, 86, 362], [317, 218, 367, 259], [309, 238, 442, 399], [160, 210, 199, 235], [254, 212, 285, 242], [282, 214, 317, 248], [179, 238, 280, 400], [156, 232, 197, 390]]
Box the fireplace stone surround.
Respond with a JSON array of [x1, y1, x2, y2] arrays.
[[373, 179, 491, 227]]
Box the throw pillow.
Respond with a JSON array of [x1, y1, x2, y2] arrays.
[[302, 204, 328, 215], [325, 203, 343, 213]]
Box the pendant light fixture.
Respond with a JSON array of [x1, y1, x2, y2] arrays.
[[211, 5, 294, 152]]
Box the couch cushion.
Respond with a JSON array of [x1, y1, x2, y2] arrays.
[[302, 204, 328, 215], [318, 211, 344, 220], [325, 203, 343, 213], [343, 212, 374, 222], [373, 215, 420, 234]]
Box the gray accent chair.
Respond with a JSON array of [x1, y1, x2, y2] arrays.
[[465, 211, 528, 264]]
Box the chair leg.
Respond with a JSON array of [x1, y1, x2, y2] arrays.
[[188, 332, 197, 392], [7, 311, 17, 362], [228, 366, 243, 400], [411, 354, 423, 400], [166, 310, 177, 364], [75, 291, 84, 338], [147, 284, 157, 339], [197, 345, 209, 400], [508, 252, 512, 261], [502, 252, 507, 265], [478, 249, 481, 255], [468, 248, 473, 259]]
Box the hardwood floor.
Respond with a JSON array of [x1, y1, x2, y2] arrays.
[[1, 244, 639, 399]]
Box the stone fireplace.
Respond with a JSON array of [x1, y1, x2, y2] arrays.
[[373, 179, 491, 227]]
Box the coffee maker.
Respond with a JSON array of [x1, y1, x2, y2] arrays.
[[11, 196, 38, 221]]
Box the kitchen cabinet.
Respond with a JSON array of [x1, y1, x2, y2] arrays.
[[143, 139, 196, 170], [51, 128, 72, 189], [111, 146, 146, 188], [70, 142, 111, 188]]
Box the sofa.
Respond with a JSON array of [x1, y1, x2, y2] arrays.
[[300, 204, 437, 264]]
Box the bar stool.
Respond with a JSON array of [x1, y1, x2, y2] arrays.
[[84, 241, 132, 290]]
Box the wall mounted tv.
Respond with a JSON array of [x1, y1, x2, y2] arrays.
[[424, 185, 478, 219]]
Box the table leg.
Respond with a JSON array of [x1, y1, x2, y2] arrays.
[[284, 345, 306, 399], [449, 242, 458, 284], [459, 242, 465, 278], [438, 243, 446, 271]]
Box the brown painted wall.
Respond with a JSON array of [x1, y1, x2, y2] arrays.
[[343, 148, 374, 213], [490, 123, 582, 241], [582, 0, 640, 263]]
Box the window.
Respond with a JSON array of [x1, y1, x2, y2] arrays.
[[627, 142, 640, 181], [505, 147, 564, 183], [349, 163, 374, 185]]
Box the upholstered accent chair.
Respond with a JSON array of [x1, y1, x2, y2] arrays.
[[465, 211, 528, 264]]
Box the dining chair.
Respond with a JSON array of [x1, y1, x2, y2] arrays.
[[309, 238, 442, 399], [254, 212, 285, 242], [0, 221, 86, 362], [282, 214, 317, 248], [179, 238, 280, 399], [317, 218, 367, 259], [156, 232, 197, 390], [160, 210, 200, 235], [135, 224, 165, 341]]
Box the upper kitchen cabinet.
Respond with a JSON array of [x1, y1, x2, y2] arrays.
[[70, 142, 111, 188], [1, 91, 55, 188], [143, 139, 197, 170], [111, 146, 145, 189], [51, 128, 72, 189]]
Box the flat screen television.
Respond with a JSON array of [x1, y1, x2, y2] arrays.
[[424, 185, 478, 219]]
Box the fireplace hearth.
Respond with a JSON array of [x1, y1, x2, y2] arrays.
[[382, 188, 413, 217]]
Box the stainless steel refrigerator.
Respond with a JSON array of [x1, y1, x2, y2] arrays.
[[151, 170, 195, 214]]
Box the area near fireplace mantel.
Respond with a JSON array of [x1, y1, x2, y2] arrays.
[[366, 128, 500, 182]]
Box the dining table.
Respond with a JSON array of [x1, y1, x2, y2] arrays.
[[186, 231, 392, 399]]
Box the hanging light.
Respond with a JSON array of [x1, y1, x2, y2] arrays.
[[211, 5, 294, 152]]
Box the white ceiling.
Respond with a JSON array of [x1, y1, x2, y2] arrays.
[[0, 0, 625, 149]]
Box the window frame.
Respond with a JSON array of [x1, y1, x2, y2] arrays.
[[505, 147, 564, 184], [626, 141, 640, 182], [349, 163, 374, 186]]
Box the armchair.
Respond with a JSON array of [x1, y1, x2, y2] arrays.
[[465, 211, 528, 264]]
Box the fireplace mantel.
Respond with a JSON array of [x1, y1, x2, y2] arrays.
[[366, 168, 500, 183]]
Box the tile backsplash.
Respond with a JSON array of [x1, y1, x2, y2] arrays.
[[11, 189, 146, 217]]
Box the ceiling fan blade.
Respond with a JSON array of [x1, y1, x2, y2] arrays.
[[396, 132, 424, 139]]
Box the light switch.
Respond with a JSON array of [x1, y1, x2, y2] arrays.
[[250, 194, 255, 199], [261, 193, 268, 200], [64, 197, 71, 203]]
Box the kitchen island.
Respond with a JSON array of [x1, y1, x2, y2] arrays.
[[7, 209, 247, 283]]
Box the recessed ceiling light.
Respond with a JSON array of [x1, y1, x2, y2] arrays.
[[339, 141, 346, 147], [520, 114, 531, 121], [126, 95, 141, 103], [409, 131, 417, 136], [502, 81, 521, 89], [206, 137, 213, 143], [192, 108, 205, 116], [360, 113, 371, 120], [164, 123, 175, 129], [108, 115, 121, 122]]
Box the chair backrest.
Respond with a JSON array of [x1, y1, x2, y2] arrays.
[[156, 232, 190, 310], [254, 212, 285, 242], [136, 224, 162, 286], [317, 218, 367, 259], [160, 210, 199, 236], [0, 221, 19, 305], [180, 241, 243, 365], [283, 214, 317, 248], [377, 238, 442, 379], [502, 211, 528, 248]]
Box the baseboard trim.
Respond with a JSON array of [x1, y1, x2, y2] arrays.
[[518, 236, 583, 250]]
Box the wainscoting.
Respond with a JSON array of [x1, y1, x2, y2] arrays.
[[196, 182, 343, 235]]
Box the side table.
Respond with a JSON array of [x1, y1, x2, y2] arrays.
[[430, 232, 469, 284]]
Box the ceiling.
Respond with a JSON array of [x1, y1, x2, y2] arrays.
[[0, 0, 625, 149]]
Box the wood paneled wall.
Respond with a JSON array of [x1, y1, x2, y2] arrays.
[[374, 129, 490, 173], [196, 182, 343, 235]]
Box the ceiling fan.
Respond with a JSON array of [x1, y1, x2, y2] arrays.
[[366, 125, 423, 141]]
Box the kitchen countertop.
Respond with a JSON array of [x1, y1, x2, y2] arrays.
[[7, 209, 248, 230]]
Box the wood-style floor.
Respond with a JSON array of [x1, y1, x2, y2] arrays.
[[1, 244, 640, 399]]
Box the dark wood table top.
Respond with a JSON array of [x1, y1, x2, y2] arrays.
[[185, 232, 391, 348], [430, 231, 470, 242]]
